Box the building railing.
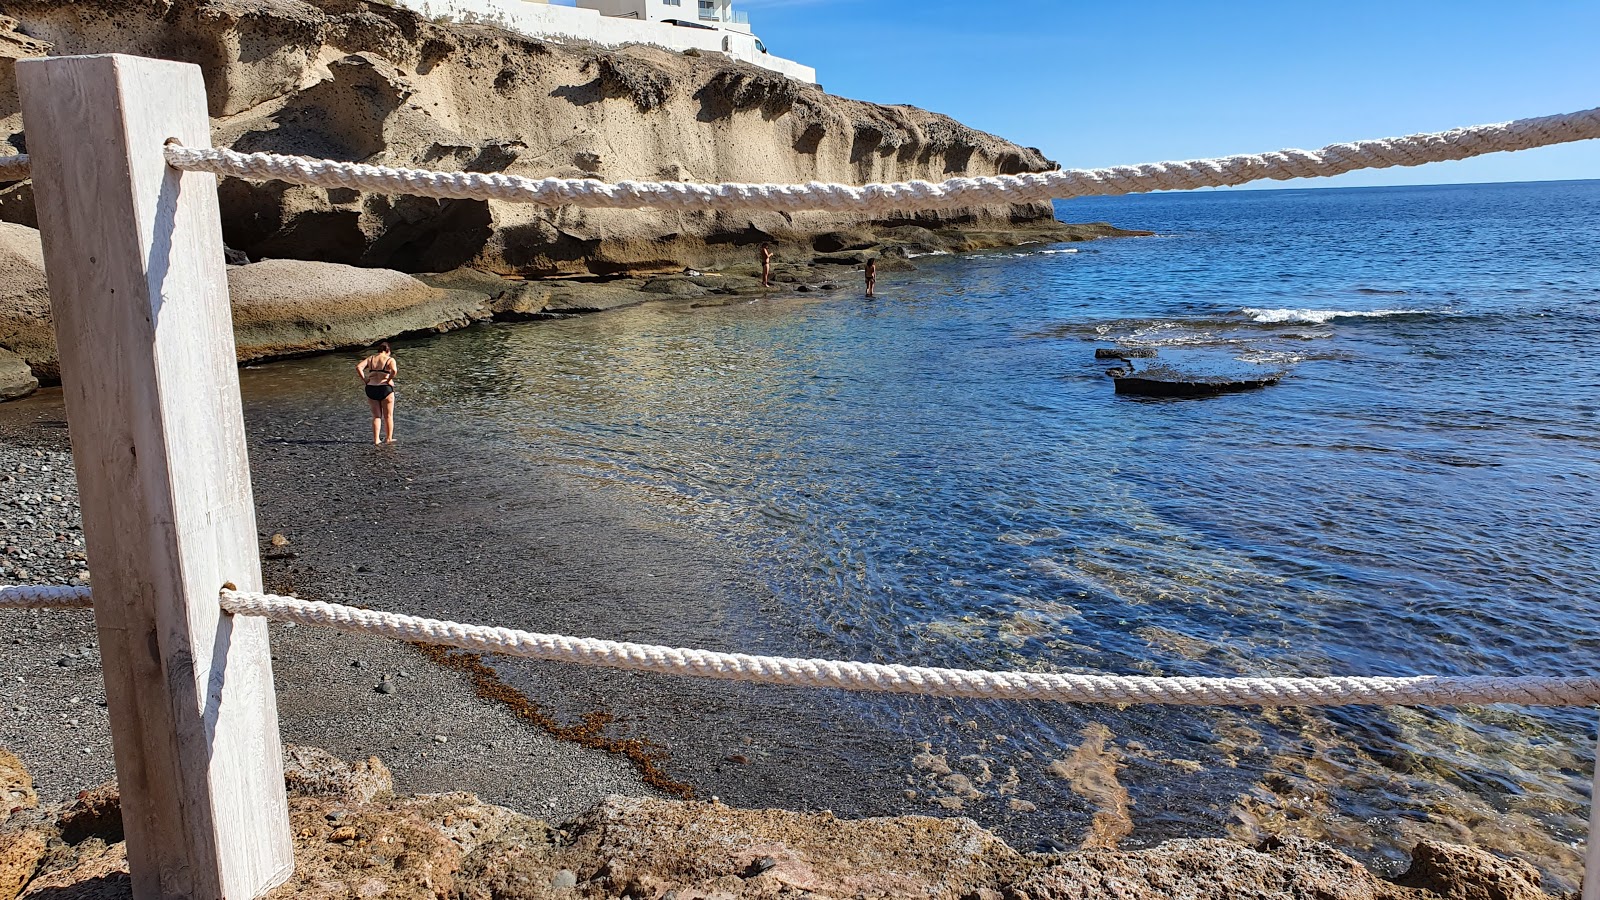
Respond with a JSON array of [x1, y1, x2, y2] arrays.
[[2, 52, 1599, 900]]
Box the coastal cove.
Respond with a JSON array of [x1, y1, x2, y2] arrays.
[[4, 178, 1598, 891]]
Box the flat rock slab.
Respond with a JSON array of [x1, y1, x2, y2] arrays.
[[1095, 347, 1158, 360], [1112, 372, 1281, 397]]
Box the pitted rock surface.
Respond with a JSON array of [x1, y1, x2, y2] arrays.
[[0, 745, 1566, 900]]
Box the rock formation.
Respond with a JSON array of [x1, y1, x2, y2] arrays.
[[0, 745, 1564, 900], [0, 0, 1092, 276], [0, 223, 48, 396]]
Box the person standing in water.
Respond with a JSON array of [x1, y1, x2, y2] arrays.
[[760, 242, 773, 288], [864, 258, 877, 299], [358, 341, 399, 445]]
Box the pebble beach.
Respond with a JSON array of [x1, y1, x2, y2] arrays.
[[0, 395, 657, 819]]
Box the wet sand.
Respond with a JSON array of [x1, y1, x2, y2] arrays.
[[0, 391, 655, 819], [233, 374, 943, 821], [0, 375, 942, 823]]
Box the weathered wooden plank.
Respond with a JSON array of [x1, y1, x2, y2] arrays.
[[17, 54, 292, 899]]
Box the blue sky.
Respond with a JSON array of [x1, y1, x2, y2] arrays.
[[737, 0, 1599, 188]]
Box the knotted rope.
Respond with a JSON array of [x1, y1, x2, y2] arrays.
[[9, 584, 1598, 706], [159, 106, 1600, 211]]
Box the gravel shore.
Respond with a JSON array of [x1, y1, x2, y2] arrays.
[[0, 391, 657, 817]]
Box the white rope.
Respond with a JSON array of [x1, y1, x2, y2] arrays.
[[216, 589, 1600, 707], [11, 583, 1597, 706], [0, 583, 92, 610], [163, 107, 1600, 211], [0, 155, 28, 180]]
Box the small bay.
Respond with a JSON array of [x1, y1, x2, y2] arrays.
[[238, 178, 1600, 888]]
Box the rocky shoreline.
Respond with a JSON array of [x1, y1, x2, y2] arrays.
[[0, 217, 1146, 401], [0, 0, 1152, 400], [0, 0, 1105, 277], [0, 408, 657, 823], [0, 741, 1565, 899], [0, 391, 1580, 900]]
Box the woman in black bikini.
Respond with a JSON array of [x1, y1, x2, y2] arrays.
[[358, 342, 398, 445]]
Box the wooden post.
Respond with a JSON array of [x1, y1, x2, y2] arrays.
[[17, 55, 292, 898]]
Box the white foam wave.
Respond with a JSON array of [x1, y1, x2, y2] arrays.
[[1242, 307, 1428, 325], [1039, 248, 1080, 255], [905, 250, 951, 259]]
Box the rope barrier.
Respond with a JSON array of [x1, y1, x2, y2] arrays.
[[209, 589, 1599, 707], [161, 107, 1600, 211], [0, 583, 92, 610], [3, 106, 1597, 207], [8, 583, 1599, 706]]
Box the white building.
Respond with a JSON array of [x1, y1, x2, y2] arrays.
[[395, 0, 816, 83]]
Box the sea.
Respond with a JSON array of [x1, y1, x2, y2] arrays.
[[237, 179, 1600, 886]]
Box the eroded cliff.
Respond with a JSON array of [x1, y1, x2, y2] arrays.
[[0, 0, 1075, 275]]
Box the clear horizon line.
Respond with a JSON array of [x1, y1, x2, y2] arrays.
[[1050, 175, 1599, 198]]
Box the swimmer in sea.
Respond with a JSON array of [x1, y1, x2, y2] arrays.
[[358, 341, 398, 445]]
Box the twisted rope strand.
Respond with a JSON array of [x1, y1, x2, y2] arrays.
[[0, 583, 93, 610], [162, 106, 1600, 211], [216, 589, 1600, 707], [12, 584, 1598, 707]]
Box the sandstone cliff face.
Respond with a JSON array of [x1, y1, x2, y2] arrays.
[[0, 0, 1064, 275]]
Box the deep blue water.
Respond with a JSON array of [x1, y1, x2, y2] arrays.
[[246, 179, 1600, 883]]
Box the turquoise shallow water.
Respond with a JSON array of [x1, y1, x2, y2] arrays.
[[244, 179, 1600, 884]]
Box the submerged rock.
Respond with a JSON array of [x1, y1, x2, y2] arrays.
[[1111, 371, 1282, 398], [1094, 347, 1157, 359]]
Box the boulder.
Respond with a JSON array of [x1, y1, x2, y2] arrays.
[[282, 745, 394, 806], [0, 222, 52, 382], [0, 223, 502, 389], [813, 230, 879, 254], [0, 749, 34, 820], [54, 783, 121, 846], [1111, 370, 1282, 398], [1393, 840, 1552, 900], [639, 277, 710, 298], [1014, 836, 1450, 900], [0, 348, 38, 401], [554, 796, 1021, 899], [228, 258, 488, 361], [0, 829, 45, 900]]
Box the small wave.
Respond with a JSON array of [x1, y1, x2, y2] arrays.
[[1355, 288, 1409, 296], [1039, 248, 1080, 255], [1242, 307, 1430, 325], [905, 250, 951, 259]]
